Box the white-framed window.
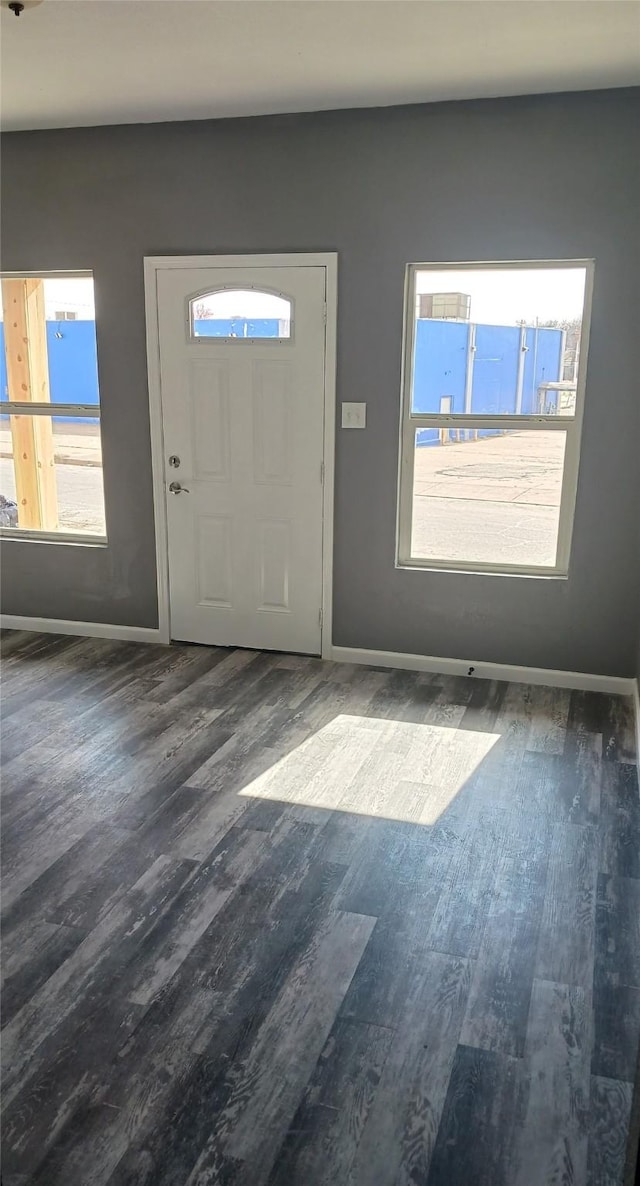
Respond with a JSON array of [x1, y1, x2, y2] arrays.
[[1, 272, 106, 542], [396, 260, 594, 576]]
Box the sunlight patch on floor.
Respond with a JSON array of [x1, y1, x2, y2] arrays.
[[239, 714, 500, 824]]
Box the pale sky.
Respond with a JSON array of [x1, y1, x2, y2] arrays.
[[0, 278, 95, 320], [416, 267, 587, 326], [44, 278, 95, 318], [0, 281, 285, 320], [1, 270, 587, 326], [194, 290, 291, 319]]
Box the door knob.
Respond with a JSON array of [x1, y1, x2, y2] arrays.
[[168, 481, 189, 494]]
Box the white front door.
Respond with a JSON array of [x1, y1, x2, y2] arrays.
[[156, 261, 328, 653]]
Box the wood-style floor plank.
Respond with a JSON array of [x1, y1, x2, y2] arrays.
[[348, 952, 472, 1186], [459, 819, 550, 1057], [1, 854, 198, 1111], [534, 821, 598, 988], [600, 763, 640, 879], [513, 978, 591, 1186], [588, 1076, 633, 1186], [266, 1017, 394, 1186], [426, 1044, 525, 1186], [191, 910, 376, 1184], [1, 632, 639, 1186], [425, 807, 506, 958]]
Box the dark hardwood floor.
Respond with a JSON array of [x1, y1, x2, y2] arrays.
[[1, 630, 639, 1185]]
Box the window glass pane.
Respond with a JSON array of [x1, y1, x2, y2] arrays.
[[1, 276, 99, 406], [411, 266, 587, 416], [189, 289, 292, 339], [0, 414, 105, 536], [1, 274, 105, 537], [411, 428, 566, 568]]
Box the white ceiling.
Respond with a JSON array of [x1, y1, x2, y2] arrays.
[[1, 0, 639, 132]]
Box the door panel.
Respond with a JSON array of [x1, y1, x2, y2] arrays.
[[252, 361, 293, 485], [257, 519, 292, 612], [190, 361, 231, 481], [197, 516, 233, 607], [157, 264, 326, 653]]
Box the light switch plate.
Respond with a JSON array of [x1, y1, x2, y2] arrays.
[[341, 402, 367, 429]]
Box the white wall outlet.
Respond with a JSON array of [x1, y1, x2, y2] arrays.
[[341, 402, 367, 429]]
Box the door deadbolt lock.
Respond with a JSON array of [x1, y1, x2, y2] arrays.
[[168, 454, 181, 468]]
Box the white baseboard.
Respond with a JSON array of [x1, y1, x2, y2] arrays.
[[0, 615, 166, 645], [330, 645, 635, 697], [1, 621, 634, 700]]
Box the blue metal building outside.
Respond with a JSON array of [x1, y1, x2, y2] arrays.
[[413, 319, 564, 445], [1, 318, 563, 432]]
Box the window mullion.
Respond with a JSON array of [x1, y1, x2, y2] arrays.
[[2, 403, 100, 418], [408, 414, 572, 431]]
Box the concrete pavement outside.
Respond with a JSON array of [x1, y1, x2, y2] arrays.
[[411, 429, 564, 567], [0, 421, 104, 535], [0, 424, 565, 563]]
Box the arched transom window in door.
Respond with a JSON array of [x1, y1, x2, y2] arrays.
[[188, 288, 293, 342]]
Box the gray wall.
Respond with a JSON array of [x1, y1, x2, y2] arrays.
[[2, 89, 639, 675]]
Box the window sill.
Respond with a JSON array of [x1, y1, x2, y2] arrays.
[[0, 530, 108, 547], [395, 561, 569, 580]]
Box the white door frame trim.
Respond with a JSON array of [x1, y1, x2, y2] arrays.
[[143, 253, 337, 655]]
